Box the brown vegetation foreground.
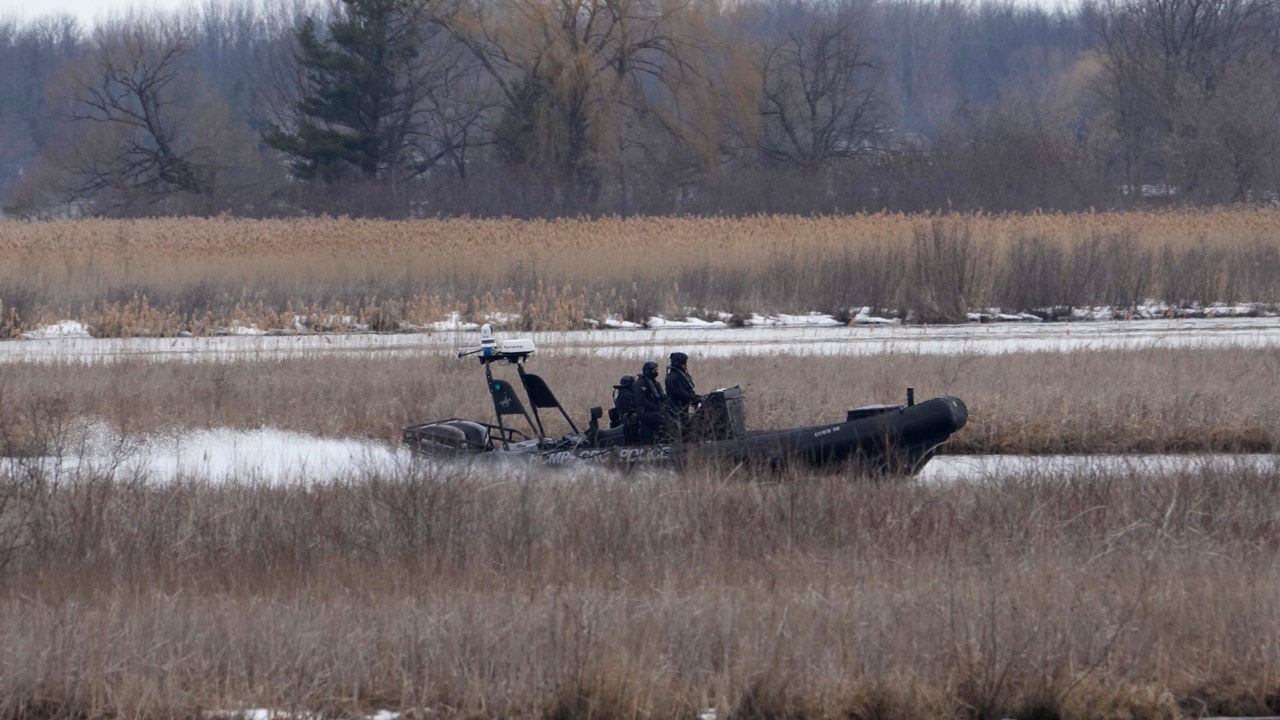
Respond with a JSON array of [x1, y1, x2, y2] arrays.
[[3, 343, 1278, 718], [1, 346, 1276, 456], [2, 459, 1280, 720], [3, 210, 1280, 337]]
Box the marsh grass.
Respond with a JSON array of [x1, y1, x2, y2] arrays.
[[1, 347, 1276, 455], [2, 341, 1277, 717], [4, 317, 1280, 717], [2, 458, 1280, 719], [4, 211, 1280, 336]]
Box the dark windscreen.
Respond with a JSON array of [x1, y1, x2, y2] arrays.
[[490, 379, 528, 416]]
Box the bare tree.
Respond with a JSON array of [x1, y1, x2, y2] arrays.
[[400, 30, 493, 181], [74, 30, 210, 194], [14, 16, 259, 215], [753, 0, 892, 168], [1094, 0, 1280, 202], [439, 0, 712, 211]]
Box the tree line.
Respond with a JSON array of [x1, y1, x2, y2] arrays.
[[1, 0, 1279, 219]]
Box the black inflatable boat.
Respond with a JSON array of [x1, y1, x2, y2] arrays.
[[402, 329, 968, 475]]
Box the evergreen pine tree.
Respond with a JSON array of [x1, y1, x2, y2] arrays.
[[265, 0, 426, 181]]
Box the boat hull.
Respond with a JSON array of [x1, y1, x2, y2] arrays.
[[403, 396, 968, 476]]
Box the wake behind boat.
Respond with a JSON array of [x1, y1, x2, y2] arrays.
[[401, 327, 967, 474]]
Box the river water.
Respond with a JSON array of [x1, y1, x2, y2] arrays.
[[3, 317, 1279, 364], [5, 317, 1276, 481], [7, 424, 1275, 485]]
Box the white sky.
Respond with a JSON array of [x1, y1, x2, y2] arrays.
[[2, 0, 196, 26]]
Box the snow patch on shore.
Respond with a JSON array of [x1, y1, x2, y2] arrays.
[[15, 301, 1274, 342], [20, 320, 92, 339]]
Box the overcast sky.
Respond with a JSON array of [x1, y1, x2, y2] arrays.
[[3, 0, 196, 26]]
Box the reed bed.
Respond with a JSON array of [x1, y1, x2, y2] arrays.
[[0, 347, 1275, 456], [2, 460, 1280, 719], [3, 210, 1280, 336], [5, 211, 1280, 718]]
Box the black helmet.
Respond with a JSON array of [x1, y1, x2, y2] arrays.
[[641, 360, 659, 377], [614, 374, 635, 389], [669, 351, 688, 367]]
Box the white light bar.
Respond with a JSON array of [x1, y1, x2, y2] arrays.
[[497, 338, 536, 354], [456, 334, 536, 359]]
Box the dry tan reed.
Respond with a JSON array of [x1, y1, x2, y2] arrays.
[[0, 347, 1276, 456], [2, 461, 1280, 719], [4, 339, 1280, 718], [5, 213, 1280, 719], [3, 210, 1280, 336]]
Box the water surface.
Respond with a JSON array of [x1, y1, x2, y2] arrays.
[[10, 425, 1274, 484], [3, 317, 1277, 365]]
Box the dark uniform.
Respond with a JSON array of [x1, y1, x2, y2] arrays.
[[610, 374, 635, 428], [665, 352, 701, 413], [664, 352, 701, 442], [632, 360, 668, 443]]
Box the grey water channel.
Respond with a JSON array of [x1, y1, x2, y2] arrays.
[[3, 316, 1280, 364], [5, 317, 1277, 482], [7, 423, 1276, 484]]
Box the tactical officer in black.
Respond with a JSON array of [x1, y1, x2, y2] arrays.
[[665, 352, 701, 413], [663, 352, 700, 442], [609, 374, 636, 428], [632, 360, 668, 443]]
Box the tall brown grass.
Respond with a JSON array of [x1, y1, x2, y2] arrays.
[[4, 342, 1279, 718], [3, 210, 1280, 336], [2, 459, 1279, 719], [7, 212, 1280, 720], [1, 347, 1276, 456]]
